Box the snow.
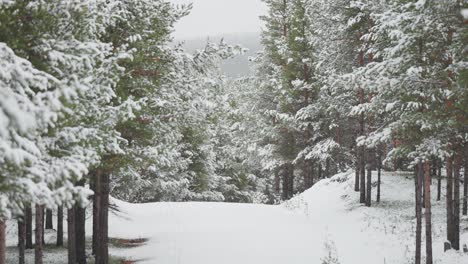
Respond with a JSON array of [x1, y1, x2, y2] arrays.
[[5, 170, 467, 263], [462, 9, 468, 20], [104, 170, 467, 264]]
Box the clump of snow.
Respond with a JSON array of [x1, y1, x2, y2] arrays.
[[462, 9, 468, 20]]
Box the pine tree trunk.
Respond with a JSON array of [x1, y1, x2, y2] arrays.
[[57, 206, 64, 247], [354, 158, 360, 192], [0, 220, 5, 264], [95, 168, 110, 264], [366, 160, 372, 207], [68, 207, 76, 264], [41, 208, 45, 246], [453, 154, 461, 250], [359, 147, 366, 204], [424, 161, 433, 264], [288, 165, 294, 198], [446, 157, 454, 250], [463, 146, 468, 216], [25, 205, 33, 249], [35, 204, 44, 264], [93, 177, 100, 256], [282, 171, 289, 201], [325, 159, 330, 178], [92, 173, 98, 255], [274, 170, 280, 196], [76, 178, 87, 264], [318, 163, 322, 180], [437, 162, 442, 202], [415, 163, 422, 264], [376, 150, 382, 203], [18, 217, 26, 264], [45, 209, 53, 229], [422, 166, 426, 209]]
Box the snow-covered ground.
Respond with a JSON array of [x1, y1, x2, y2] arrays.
[[5, 170, 468, 263], [109, 170, 467, 264]]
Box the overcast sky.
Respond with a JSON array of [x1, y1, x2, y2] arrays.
[[169, 0, 267, 40]]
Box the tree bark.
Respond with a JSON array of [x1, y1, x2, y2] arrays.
[[57, 206, 64, 247], [45, 209, 53, 229], [354, 158, 360, 192], [446, 157, 454, 250], [463, 146, 468, 216], [41, 208, 45, 246], [366, 157, 372, 207], [95, 168, 110, 264], [25, 205, 33, 249], [35, 204, 44, 264], [437, 162, 442, 202], [282, 170, 289, 201], [75, 180, 87, 264], [0, 220, 5, 264], [91, 172, 98, 255], [359, 147, 366, 204], [376, 149, 382, 203], [18, 217, 26, 264], [422, 165, 426, 209], [453, 154, 461, 250], [68, 207, 76, 264], [415, 163, 422, 264], [424, 161, 433, 264], [288, 165, 294, 197], [274, 169, 280, 196]]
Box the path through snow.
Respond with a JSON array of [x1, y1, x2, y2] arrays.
[[107, 171, 468, 264]]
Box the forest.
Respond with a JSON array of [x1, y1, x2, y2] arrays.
[[0, 0, 467, 264]]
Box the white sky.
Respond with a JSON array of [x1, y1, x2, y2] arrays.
[[169, 0, 267, 39]]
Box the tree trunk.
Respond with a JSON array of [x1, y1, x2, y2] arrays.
[[355, 158, 360, 192], [366, 161, 372, 207], [288, 165, 294, 198], [453, 154, 461, 250], [0, 220, 5, 264], [376, 150, 382, 203], [45, 209, 53, 230], [415, 163, 422, 264], [18, 217, 26, 264], [95, 168, 110, 264], [68, 208, 76, 264], [76, 179, 87, 264], [422, 165, 426, 209], [93, 177, 100, 256], [360, 147, 366, 204], [463, 146, 468, 216], [274, 169, 280, 196], [91, 172, 98, 255], [35, 205, 44, 264], [437, 162, 442, 202], [318, 163, 322, 180], [325, 159, 330, 178], [282, 171, 289, 201], [57, 206, 64, 247], [25, 205, 33, 249], [424, 161, 433, 264], [446, 157, 454, 250], [41, 208, 45, 246]]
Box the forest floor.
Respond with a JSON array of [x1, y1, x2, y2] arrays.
[[5, 171, 468, 264]]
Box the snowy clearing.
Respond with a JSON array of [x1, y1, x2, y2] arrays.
[[103, 171, 467, 264]]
